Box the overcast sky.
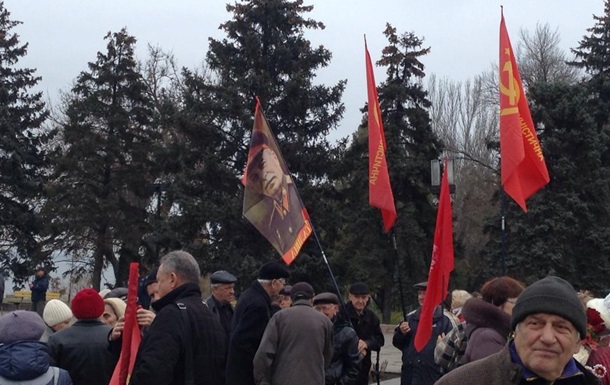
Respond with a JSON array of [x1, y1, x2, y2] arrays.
[[4, 0, 605, 141]]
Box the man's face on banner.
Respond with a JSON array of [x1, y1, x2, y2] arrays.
[[248, 148, 285, 197]]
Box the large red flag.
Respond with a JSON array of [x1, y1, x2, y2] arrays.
[[242, 98, 312, 265], [499, 11, 550, 212], [109, 262, 141, 385], [365, 38, 397, 232], [414, 160, 454, 352]]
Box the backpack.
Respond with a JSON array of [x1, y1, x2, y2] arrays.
[[434, 321, 468, 371], [0, 366, 61, 385]]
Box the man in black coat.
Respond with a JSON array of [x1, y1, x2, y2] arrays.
[[206, 270, 237, 339], [129, 251, 227, 385], [344, 282, 385, 385], [226, 261, 290, 385]]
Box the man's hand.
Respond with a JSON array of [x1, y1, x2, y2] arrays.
[[358, 339, 368, 358], [110, 316, 125, 341], [399, 320, 411, 335], [136, 308, 156, 327]]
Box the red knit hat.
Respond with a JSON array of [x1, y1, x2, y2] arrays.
[[71, 288, 105, 319]]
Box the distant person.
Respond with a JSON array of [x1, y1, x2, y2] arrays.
[[279, 285, 293, 309], [138, 267, 158, 310], [129, 251, 227, 385], [253, 282, 333, 385], [393, 282, 454, 385], [314, 292, 361, 385], [227, 261, 290, 385], [48, 288, 117, 385], [435, 276, 598, 385], [344, 282, 385, 385], [206, 270, 237, 338], [41, 299, 73, 342], [0, 310, 72, 384], [30, 267, 49, 316]]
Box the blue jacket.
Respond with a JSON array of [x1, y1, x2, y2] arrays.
[[0, 340, 72, 384], [31, 275, 49, 302], [393, 306, 454, 385]]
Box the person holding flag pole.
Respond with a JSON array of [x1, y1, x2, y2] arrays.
[[393, 159, 455, 385]]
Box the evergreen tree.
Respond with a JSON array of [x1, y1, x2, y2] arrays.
[[0, 3, 51, 282], [172, 0, 345, 290], [331, 24, 442, 321], [44, 29, 159, 288]]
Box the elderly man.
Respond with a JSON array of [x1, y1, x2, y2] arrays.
[[254, 282, 333, 385], [345, 282, 385, 385], [227, 261, 290, 385], [206, 270, 237, 338], [129, 250, 227, 385], [314, 292, 361, 385], [435, 276, 600, 385]]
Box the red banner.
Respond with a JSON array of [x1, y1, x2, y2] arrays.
[[242, 99, 312, 265], [499, 11, 550, 212], [109, 262, 141, 385], [365, 38, 397, 232], [414, 160, 454, 351]]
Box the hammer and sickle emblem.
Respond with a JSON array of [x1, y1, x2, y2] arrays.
[[500, 59, 520, 115]]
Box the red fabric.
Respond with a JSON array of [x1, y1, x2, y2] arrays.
[[414, 160, 454, 351], [499, 12, 550, 212], [365, 39, 397, 232], [109, 263, 141, 385]]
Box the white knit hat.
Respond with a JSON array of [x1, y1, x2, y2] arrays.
[[43, 299, 73, 327]]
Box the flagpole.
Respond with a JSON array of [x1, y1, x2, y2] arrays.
[[309, 221, 354, 328], [391, 230, 407, 320], [501, 190, 507, 275]]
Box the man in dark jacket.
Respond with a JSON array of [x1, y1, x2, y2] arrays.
[[129, 250, 227, 385], [393, 282, 454, 385], [206, 269, 237, 339], [314, 292, 361, 385], [226, 261, 290, 385], [48, 288, 118, 385], [30, 267, 49, 316], [344, 282, 385, 385], [435, 276, 600, 385]]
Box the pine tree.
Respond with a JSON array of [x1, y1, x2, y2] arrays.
[[172, 0, 345, 287], [331, 24, 442, 321], [0, 3, 50, 282], [44, 29, 159, 288]]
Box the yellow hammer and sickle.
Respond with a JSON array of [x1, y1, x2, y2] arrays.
[[500, 60, 520, 115]]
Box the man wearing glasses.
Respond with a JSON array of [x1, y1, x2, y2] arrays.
[[226, 261, 290, 385]]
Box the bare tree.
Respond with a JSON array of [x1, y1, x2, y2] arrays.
[[517, 22, 581, 88]]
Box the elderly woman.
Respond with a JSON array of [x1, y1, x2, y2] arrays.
[[102, 298, 126, 327]]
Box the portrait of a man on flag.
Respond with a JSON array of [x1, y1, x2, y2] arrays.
[[243, 101, 312, 265]]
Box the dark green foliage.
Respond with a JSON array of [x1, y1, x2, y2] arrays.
[[330, 24, 442, 321], [170, 0, 345, 292], [0, 3, 51, 283], [44, 29, 159, 288]]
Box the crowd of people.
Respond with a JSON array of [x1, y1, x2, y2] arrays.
[[1, 251, 610, 385]]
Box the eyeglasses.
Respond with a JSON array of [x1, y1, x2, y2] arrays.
[[275, 278, 286, 286]]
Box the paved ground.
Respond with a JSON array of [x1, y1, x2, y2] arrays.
[[375, 328, 402, 384]]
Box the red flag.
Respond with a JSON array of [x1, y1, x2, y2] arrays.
[[242, 98, 312, 265], [109, 262, 141, 385], [414, 160, 454, 352], [365, 38, 397, 232], [499, 11, 550, 212]]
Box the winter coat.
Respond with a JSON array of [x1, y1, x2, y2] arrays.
[[253, 299, 334, 385], [130, 282, 227, 385], [435, 343, 600, 385], [206, 295, 234, 339], [227, 280, 274, 385], [47, 319, 116, 385], [344, 302, 385, 385], [0, 341, 72, 385], [393, 306, 454, 385], [325, 319, 361, 385], [462, 298, 512, 364], [31, 275, 49, 303]]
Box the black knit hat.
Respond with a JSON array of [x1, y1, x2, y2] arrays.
[[258, 261, 290, 280], [510, 276, 586, 338], [349, 282, 369, 295]]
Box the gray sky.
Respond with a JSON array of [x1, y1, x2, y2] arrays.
[[4, 0, 605, 141]]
